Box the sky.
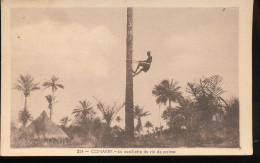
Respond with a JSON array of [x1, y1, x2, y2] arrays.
[[11, 8, 239, 129]]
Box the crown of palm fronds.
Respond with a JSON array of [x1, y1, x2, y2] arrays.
[[95, 98, 124, 126], [72, 100, 95, 121], [186, 75, 227, 107], [42, 75, 64, 91], [60, 116, 71, 127], [14, 74, 40, 97], [144, 121, 153, 128], [134, 105, 151, 119], [45, 95, 57, 109], [152, 79, 182, 105]]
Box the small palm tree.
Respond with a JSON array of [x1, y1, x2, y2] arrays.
[[18, 109, 33, 127], [14, 74, 40, 111], [42, 75, 64, 120], [95, 98, 124, 128], [60, 116, 71, 128], [134, 106, 151, 138], [72, 100, 95, 124], [144, 121, 153, 135]]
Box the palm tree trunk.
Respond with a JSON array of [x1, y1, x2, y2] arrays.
[[24, 96, 28, 111], [168, 100, 174, 138], [125, 7, 134, 141], [159, 104, 162, 137], [50, 88, 54, 120]]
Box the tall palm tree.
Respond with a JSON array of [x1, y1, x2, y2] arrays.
[[14, 74, 40, 112], [42, 75, 64, 120], [134, 106, 151, 138], [152, 79, 182, 137], [125, 7, 134, 140]]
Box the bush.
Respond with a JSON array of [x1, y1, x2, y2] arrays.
[[11, 127, 37, 148]]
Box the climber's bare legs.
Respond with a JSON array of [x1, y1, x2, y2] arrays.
[[133, 68, 144, 77]]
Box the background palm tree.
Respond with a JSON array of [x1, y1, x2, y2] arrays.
[[152, 79, 182, 108], [72, 100, 95, 125], [60, 116, 71, 128], [14, 74, 40, 111], [134, 106, 151, 138], [18, 109, 33, 127], [14, 74, 40, 126], [144, 121, 153, 135], [95, 99, 124, 128], [42, 75, 64, 120], [152, 79, 182, 137], [186, 75, 227, 143]]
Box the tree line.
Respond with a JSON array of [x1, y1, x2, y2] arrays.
[[12, 74, 239, 147]]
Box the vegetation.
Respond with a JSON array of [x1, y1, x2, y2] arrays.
[[95, 99, 124, 128], [14, 74, 40, 126], [11, 74, 239, 148], [43, 75, 64, 120], [134, 106, 150, 139], [18, 109, 33, 127]]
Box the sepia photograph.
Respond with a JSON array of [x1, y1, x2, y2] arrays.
[[1, 0, 253, 156]]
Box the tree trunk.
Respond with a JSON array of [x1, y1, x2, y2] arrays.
[[24, 96, 28, 111], [50, 89, 54, 120], [50, 106, 53, 120], [168, 100, 174, 138], [125, 7, 134, 141], [159, 104, 162, 137]]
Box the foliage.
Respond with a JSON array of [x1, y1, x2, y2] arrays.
[[42, 75, 64, 92], [14, 74, 40, 97], [223, 97, 239, 146], [60, 116, 71, 127], [45, 94, 58, 110], [11, 74, 239, 148], [116, 116, 122, 123], [42, 75, 64, 120], [144, 121, 153, 134], [72, 100, 96, 127], [95, 98, 124, 128], [134, 106, 151, 136], [185, 75, 227, 143], [152, 79, 182, 107], [10, 127, 37, 148], [18, 109, 33, 126]]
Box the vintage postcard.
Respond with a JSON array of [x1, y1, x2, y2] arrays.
[[1, 0, 253, 156]]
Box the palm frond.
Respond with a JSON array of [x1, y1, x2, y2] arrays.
[[56, 84, 64, 89]]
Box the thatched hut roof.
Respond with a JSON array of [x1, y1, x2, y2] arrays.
[[27, 111, 68, 139]]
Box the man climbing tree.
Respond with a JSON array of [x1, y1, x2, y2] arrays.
[[133, 51, 152, 77]]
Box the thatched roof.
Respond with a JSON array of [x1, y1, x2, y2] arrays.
[[27, 111, 68, 139]]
